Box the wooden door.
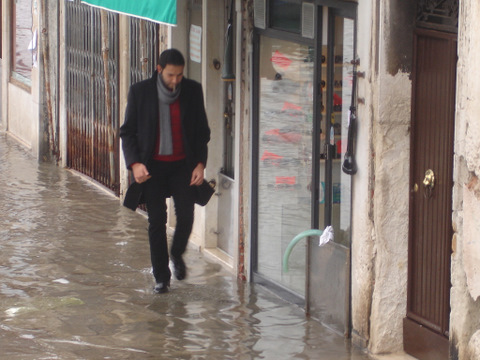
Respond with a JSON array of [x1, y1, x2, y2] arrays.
[[404, 28, 456, 360]]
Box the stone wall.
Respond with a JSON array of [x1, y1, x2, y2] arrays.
[[351, 0, 413, 354], [369, 71, 411, 354], [451, 1, 480, 358], [351, 0, 376, 349]]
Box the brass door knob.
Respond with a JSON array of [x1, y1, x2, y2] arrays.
[[423, 169, 435, 189], [423, 169, 435, 199]]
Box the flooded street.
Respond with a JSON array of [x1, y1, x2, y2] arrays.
[[0, 133, 371, 359]]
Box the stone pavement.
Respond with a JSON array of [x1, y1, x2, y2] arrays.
[[0, 133, 417, 359]]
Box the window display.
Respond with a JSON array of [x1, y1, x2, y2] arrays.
[[257, 37, 313, 295]]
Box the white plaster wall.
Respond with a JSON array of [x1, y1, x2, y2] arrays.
[[7, 84, 39, 151], [450, 1, 480, 358], [200, 0, 224, 250], [170, 0, 188, 59]]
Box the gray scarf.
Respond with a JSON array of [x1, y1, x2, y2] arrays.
[[157, 73, 181, 155]]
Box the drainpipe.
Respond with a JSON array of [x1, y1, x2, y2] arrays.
[[100, 10, 115, 184], [40, 0, 58, 161], [237, 0, 250, 282]]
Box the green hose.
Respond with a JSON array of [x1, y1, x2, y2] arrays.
[[283, 229, 324, 272]]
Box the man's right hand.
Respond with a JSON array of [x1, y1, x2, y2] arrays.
[[132, 163, 151, 183]]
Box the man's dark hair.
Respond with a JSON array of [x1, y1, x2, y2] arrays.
[[158, 49, 185, 68]]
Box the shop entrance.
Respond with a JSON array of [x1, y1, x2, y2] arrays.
[[252, 1, 356, 336]]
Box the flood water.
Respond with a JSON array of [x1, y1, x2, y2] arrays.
[[0, 134, 371, 359]]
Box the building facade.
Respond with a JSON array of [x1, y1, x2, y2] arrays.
[[2, 0, 480, 359]]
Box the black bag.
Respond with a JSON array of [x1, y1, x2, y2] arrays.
[[123, 181, 145, 211], [194, 179, 216, 206]]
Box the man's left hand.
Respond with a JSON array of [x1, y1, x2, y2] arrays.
[[190, 163, 205, 186]]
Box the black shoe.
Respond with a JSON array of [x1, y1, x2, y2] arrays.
[[171, 256, 186, 281], [154, 281, 170, 294]]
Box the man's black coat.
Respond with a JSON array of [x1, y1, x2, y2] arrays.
[[120, 71, 211, 210], [120, 71, 210, 172]]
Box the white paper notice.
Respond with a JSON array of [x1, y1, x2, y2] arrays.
[[190, 24, 202, 63]]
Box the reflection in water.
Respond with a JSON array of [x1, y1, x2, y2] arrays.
[[0, 135, 369, 359]]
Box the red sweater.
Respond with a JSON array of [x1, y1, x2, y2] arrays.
[[154, 99, 186, 162]]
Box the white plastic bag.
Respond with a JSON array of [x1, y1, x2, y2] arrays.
[[319, 225, 334, 246]]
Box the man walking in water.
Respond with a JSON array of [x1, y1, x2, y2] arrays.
[[120, 49, 210, 293]]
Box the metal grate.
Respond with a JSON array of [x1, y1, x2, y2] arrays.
[[417, 0, 459, 33], [129, 17, 170, 85], [65, 0, 120, 193], [302, 2, 315, 39], [129, 18, 159, 84], [127, 18, 169, 210], [254, 0, 266, 29]]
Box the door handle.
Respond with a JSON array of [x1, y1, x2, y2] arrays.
[[423, 169, 435, 189], [423, 169, 435, 199]]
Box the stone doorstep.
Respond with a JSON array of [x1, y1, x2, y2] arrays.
[[371, 352, 418, 360]]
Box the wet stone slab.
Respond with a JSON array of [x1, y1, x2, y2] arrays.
[[0, 134, 371, 359]]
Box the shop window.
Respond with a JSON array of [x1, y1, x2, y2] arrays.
[[255, 36, 314, 295], [12, 0, 33, 84]]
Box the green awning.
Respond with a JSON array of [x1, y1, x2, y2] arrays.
[[81, 0, 177, 26]]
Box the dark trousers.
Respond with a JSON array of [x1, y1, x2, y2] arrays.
[[144, 160, 194, 283]]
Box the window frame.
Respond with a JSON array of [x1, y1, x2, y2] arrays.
[[10, 0, 33, 90]]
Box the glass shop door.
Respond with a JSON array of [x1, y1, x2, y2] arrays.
[[253, 1, 356, 336], [308, 6, 356, 336]]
